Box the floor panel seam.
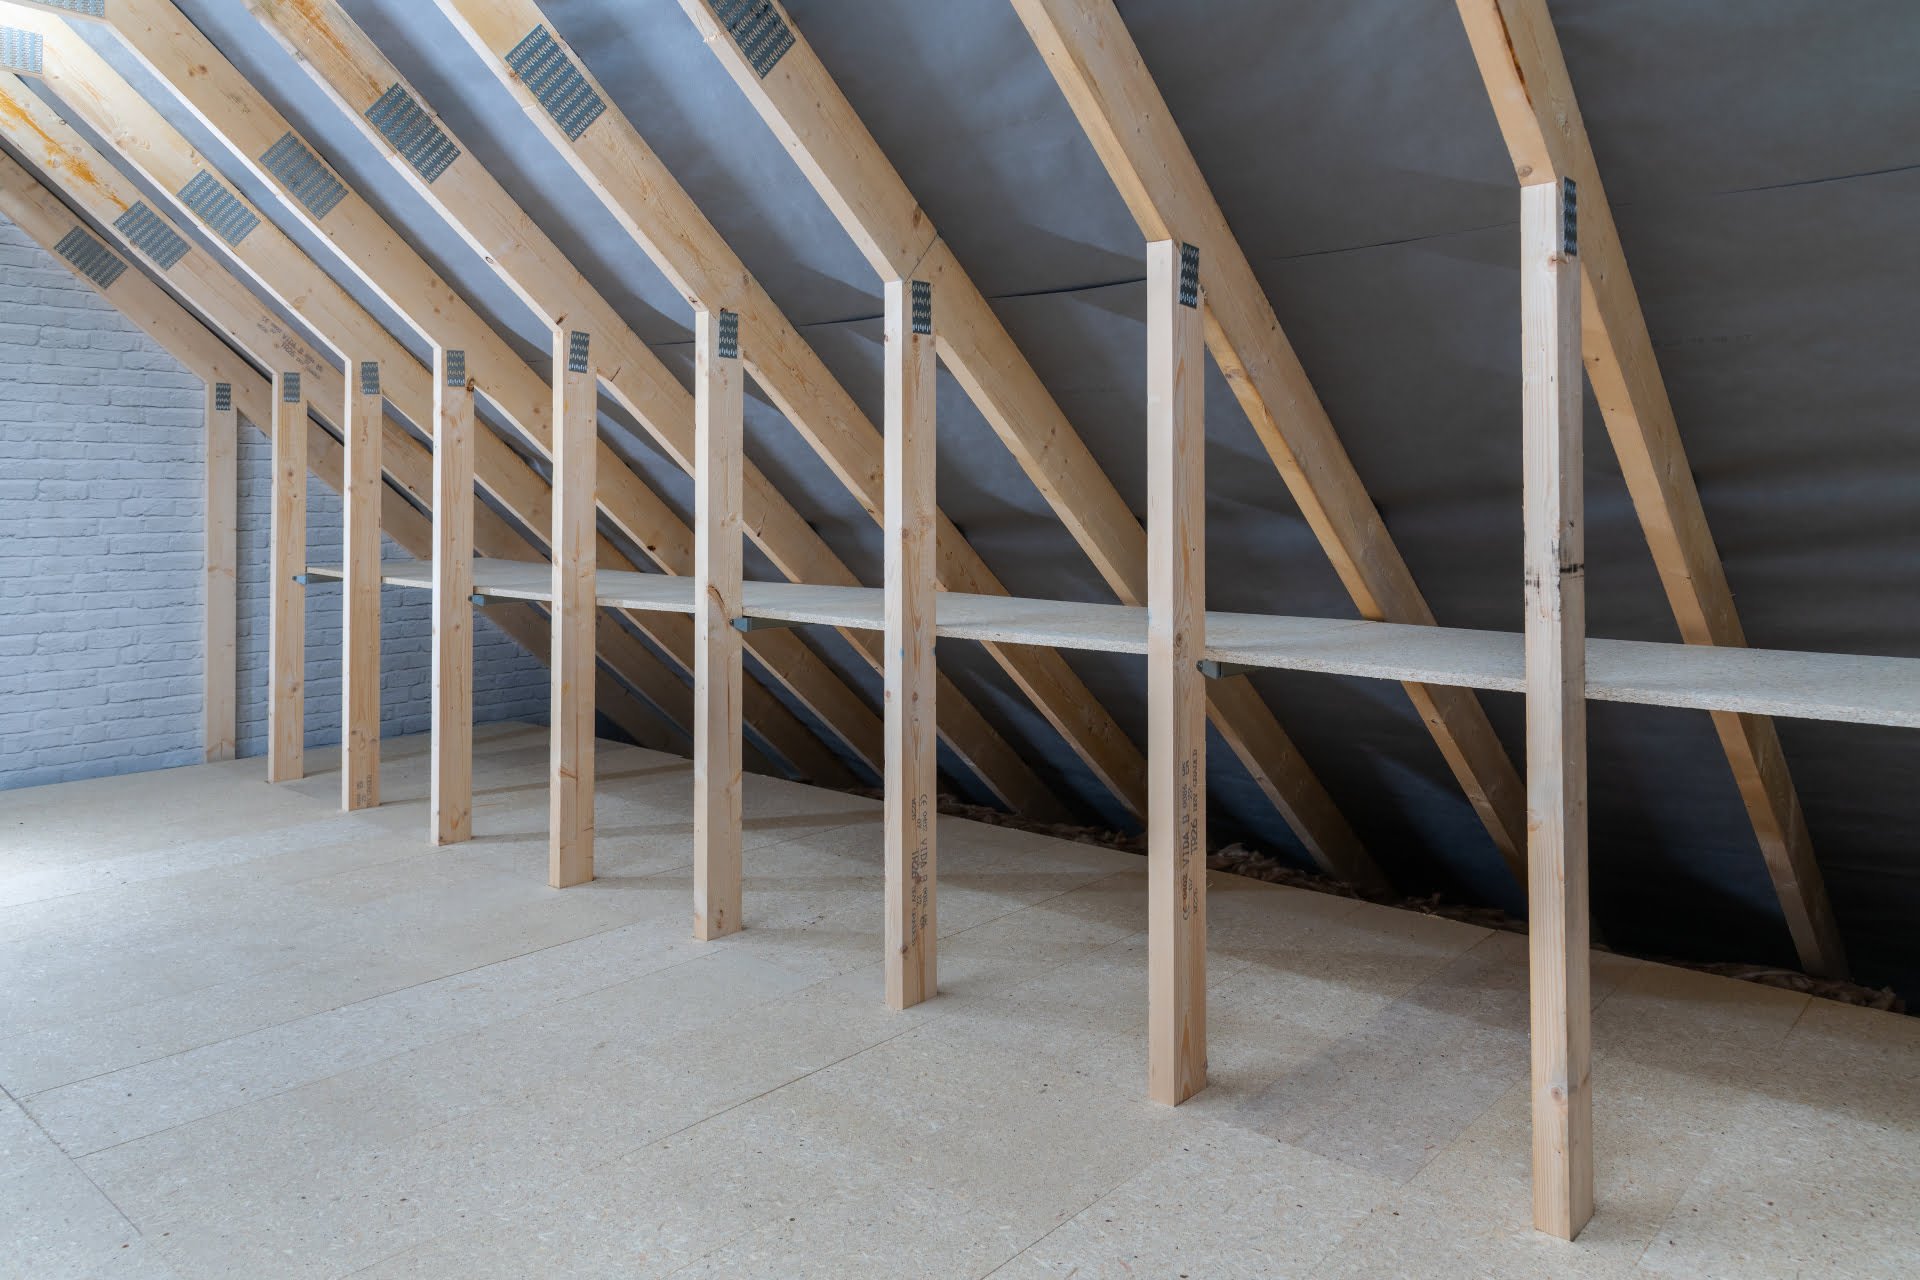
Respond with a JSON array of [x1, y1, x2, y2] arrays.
[[977, 1154, 1155, 1278], [16, 904, 680, 1103], [62, 941, 735, 1161]]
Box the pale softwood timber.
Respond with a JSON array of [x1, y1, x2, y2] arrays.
[[1003, 0, 1525, 882], [693, 311, 743, 940], [0, 98, 706, 773], [229, 0, 1066, 818], [550, 331, 596, 888], [1146, 241, 1207, 1106], [432, 349, 476, 845], [432, 0, 1169, 832], [884, 279, 938, 1011], [203, 382, 237, 762], [0, 152, 683, 759], [342, 360, 382, 810], [1455, 0, 1845, 980], [268, 372, 306, 783], [668, 0, 1380, 882], [1523, 179, 1593, 1240], [7, 13, 865, 791]]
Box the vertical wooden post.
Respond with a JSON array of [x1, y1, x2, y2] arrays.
[[1523, 176, 1593, 1240], [342, 360, 382, 810], [268, 370, 307, 783], [1146, 240, 1207, 1106], [884, 277, 939, 1010], [550, 329, 596, 888], [694, 308, 744, 939], [203, 380, 237, 763], [432, 348, 475, 845]]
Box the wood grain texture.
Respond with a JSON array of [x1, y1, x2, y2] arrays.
[[32, 5, 865, 790], [202, 382, 237, 763], [432, 349, 475, 845], [884, 279, 938, 1010], [238, 0, 1061, 818], [673, 0, 1378, 870], [1456, 0, 1845, 979], [694, 311, 743, 940], [1007, 0, 1525, 882], [437, 0, 1124, 822], [268, 373, 306, 784], [439, 0, 1067, 814], [550, 331, 596, 889], [342, 360, 382, 811], [0, 51, 850, 786], [0, 149, 678, 771], [1522, 180, 1592, 1240], [1146, 241, 1207, 1106]]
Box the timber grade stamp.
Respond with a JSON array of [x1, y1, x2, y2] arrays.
[[1178, 747, 1201, 920], [907, 791, 932, 947]]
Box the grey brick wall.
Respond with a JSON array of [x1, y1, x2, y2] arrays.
[[231, 428, 550, 758], [0, 215, 549, 791]]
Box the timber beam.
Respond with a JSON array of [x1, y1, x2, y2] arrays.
[[693, 308, 745, 939], [268, 369, 306, 784], [1521, 175, 1594, 1241], [0, 141, 683, 768], [1456, 0, 1845, 976], [233, 0, 1074, 820], [671, 0, 1386, 888], [0, 31, 848, 788], [2, 0, 869, 791], [1005, 0, 1529, 882], [0, 161, 673, 760], [1146, 239, 1208, 1105]]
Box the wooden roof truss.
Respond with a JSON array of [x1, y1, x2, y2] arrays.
[[1, 0, 1900, 1244]]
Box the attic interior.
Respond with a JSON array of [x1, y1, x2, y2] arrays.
[[1, 0, 1916, 1274]]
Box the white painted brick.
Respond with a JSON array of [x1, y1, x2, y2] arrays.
[[0, 215, 551, 791]]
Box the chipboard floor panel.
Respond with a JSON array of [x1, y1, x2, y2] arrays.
[[3, 725, 1914, 1277]]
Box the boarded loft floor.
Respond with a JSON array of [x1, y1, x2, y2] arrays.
[[2, 724, 1916, 1279]]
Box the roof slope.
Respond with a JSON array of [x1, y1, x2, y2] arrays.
[[41, 0, 1920, 996]]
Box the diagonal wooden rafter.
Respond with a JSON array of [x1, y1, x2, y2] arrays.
[[667, 0, 1387, 886], [0, 71, 793, 779], [0, 124, 722, 786], [0, 117, 696, 765], [0, 0, 884, 796], [235, 0, 1103, 822], [440, 0, 1385, 889], [0, 19, 856, 788], [1456, 0, 1845, 977], [0, 0, 1860, 980], [999, 0, 1531, 882], [0, 145, 683, 760]]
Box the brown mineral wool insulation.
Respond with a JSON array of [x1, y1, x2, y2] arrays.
[[869, 788, 1908, 1015]]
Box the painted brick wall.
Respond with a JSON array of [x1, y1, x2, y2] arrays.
[[0, 215, 549, 791]]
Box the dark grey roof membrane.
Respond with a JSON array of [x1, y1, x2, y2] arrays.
[[132, 0, 1918, 996]]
